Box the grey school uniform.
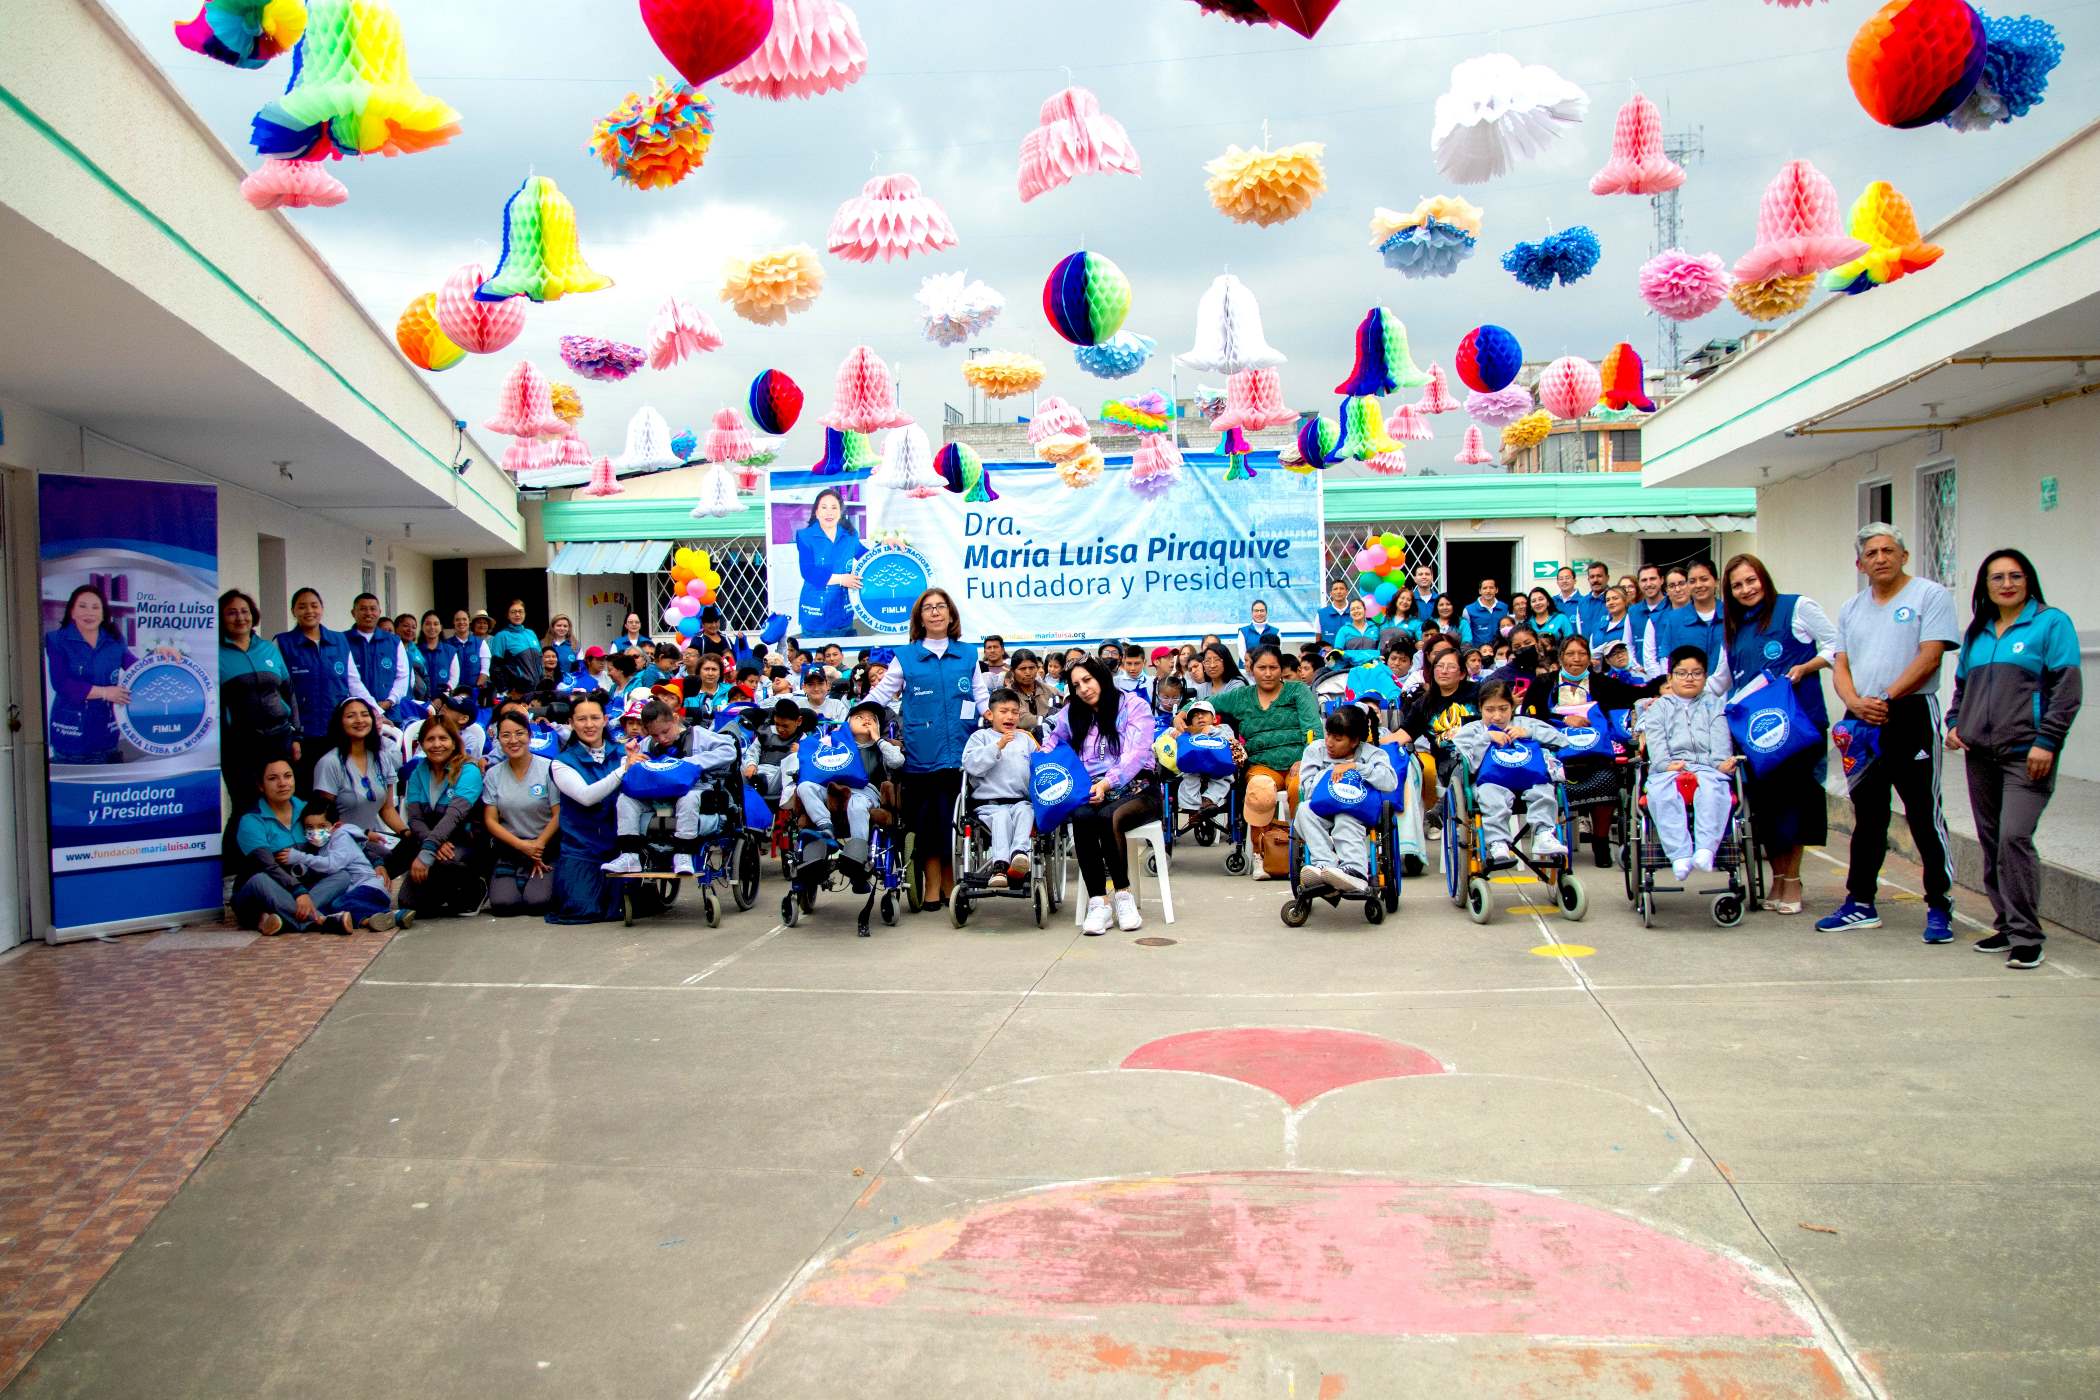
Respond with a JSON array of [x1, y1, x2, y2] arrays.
[[482, 755, 560, 916]]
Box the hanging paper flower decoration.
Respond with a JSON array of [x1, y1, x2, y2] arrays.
[[963, 352, 1047, 400], [395, 294, 463, 373], [549, 432, 593, 471], [1387, 402, 1434, 443], [1502, 226, 1602, 290], [618, 407, 683, 474], [1538, 357, 1603, 421], [1043, 252, 1133, 346], [1336, 308, 1430, 396], [749, 369, 804, 435], [1179, 275, 1286, 375], [501, 437, 548, 478], [580, 456, 626, 498], [809, 428, 848, 476], [1028, 398, 1093, 464], [240, 158, 345, 210], [1590, 93, 1685, 196], [721, 0, 866, 100], [647, 297, 724, 369], [1945, 12, 2062, 128], [1018, 87, 1143, 203], [1736, 161, 1870, 283], [1211, 369, 1295, 433], [249, 0, 458, 160], [915, 272, 1004, 347], [672, 426, 699, 461], [590, 79, 714, 190], [178, 0, 306, 67], [485, 362, 566, 438], [1431, 53, 1589, 185], [1501, 410, 1554, 453], [703, 407, 757, 465], [1465, 385, 1534, 427], [1102, 392, 1172, 433], [429, 265, 521, 357], [1599, 344, 1656, 412], [1455, 424, 1494, 466], [1296, 415, 1344, 469], [721, 245, 824, 325], [1338, 398, 1401, 460], [824, 346, 912, 432], [1204, 141, 1327, 227], [1415, 363, 1459, 415], [1730, 273, 1817, 321], [1129, 433, 1183, 497], [869, 425, 946, 497], [1363, 449, 1409, 477], [828, 174, 958, 263], [1825, 181, 1945, 294], [1059, 446, 1108, 490], [1455, 324, 1523, 393], [1074, 331, 1156, 380], [477, 176, 612, 304], [1187, 0, 1342, 35], [1639, 249, 1730, 321], [559, 336, 646, 383], [640, 0, 774, 87], [1848, 0, 1986, 128], [933, 443, 998, 502], [548, 382, 584, 425], [690, 463, 740, 516], [1369, 195, 1483, 278]]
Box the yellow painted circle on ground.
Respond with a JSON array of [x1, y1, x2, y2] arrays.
[[1506, 904, 1561, 916], [1531, 943, 1597, 958]]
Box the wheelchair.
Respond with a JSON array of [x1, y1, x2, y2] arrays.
[[948, 779, 1072, 930], [623, 771, 765, 929], [1438, 747, 1588, 926], [1279, 783, 1402, 928], [780, 780, 905, 937], [1624, 760, 1760, 928]]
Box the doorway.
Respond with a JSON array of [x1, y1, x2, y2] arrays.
[[432, 559, 468, 625], [484, 568, 550, 634], [1638, 536, 1718, 575], [1444, 539, 1517, 610]]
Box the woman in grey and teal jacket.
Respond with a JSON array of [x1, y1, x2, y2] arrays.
[[1945, 548, 2082, 968]]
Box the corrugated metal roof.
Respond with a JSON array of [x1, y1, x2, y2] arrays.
[[547, 540, 673, 575]]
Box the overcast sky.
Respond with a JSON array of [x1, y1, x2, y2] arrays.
[[107, 0, 2098, 478]]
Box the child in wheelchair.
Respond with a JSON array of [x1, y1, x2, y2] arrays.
[[743, 697, 816, 805], [1292, 705, 1397, 897], [601, 698, 741, 876], [960, 689, 1037, 888], [1638, 646, 1741, 881], [1173, 699, 1241, 845], [790, 699, 903, 895], [1448, 681, 1572, 867]]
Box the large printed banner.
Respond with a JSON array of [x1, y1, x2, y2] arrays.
[[39, 477, 222, 940], [766, 452, 1322, 644]]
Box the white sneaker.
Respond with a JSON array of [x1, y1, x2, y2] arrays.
[[1113, 889, 1143, 931], [1531, 832, 1567, 859], [1488, 840, 1514, 866], [600, 852, 642, 875], [1007, 853, 1032, 878], [672, 853, 695, 876], [1328, 867, 1369, 895], [1299, 866, 1331, 891], [1672, 858, 1693, 881], [1692, 848, 1717, 873], [1083, 896, 1112, 936]]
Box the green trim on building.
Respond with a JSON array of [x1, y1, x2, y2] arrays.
[[1321, 473, 1756, 523], [542, 499, 764, 542]]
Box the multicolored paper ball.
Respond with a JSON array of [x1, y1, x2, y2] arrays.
[[748, 369, 804, 436], [1455, 324, 1523, 394], [1042, 251, 1132, 347], [1848, 0, 1987, 128], [396, 293, 464, 372]]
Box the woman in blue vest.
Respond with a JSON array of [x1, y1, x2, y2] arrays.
[[546, 694, 635, 924], [543, 614, 579, 676], [1332, 598, 1382, 665], [274, 587, 356, 793], [487, 599, 543, 699], [1646, 558, 1726, 675], [45, 584, 140, 765], [864, 588, 981, 912], [1715, 554, 1838, 916], [1317, 580, 1351, 648], [219, 588, 300, 858], [410, 610, 454, 701], [795, 488, 868, 636], [439, 609, 489, 700]]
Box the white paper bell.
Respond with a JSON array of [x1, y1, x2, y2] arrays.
[[616, 406, 682, 474], [1177, 274, 1285, 376]]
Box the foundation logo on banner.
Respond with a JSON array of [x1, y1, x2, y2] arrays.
[[1746, 709, 1791, 754], [851, 543, 932, 634], [115, 655, 214, 758]]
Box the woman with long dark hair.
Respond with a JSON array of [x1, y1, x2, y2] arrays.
[[1715, 553, 1838, 915], [275, 587, 355, 792], [863, 588, 981, 910], [219, 588, 299, 854], [1189, 643, 1246, 701], [794, 487, 868, 636], [1946, 548, 2082, 968], [1042, 658, 1160, 933], [399, 715, 485, 917], [484, 709, 562, 917], [547, 694, 635, 924], [45, 583, 139, 764], [311, 697, 408, 859]]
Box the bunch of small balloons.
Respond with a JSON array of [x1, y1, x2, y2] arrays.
[[1349, 532, 1413, 610], [660, 546, 723, 637]]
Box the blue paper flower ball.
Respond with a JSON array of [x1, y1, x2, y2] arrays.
[[1502, 226, 1602, 291]]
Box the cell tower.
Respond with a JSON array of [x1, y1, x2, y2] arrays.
[[1652, 127, 1705, 396]]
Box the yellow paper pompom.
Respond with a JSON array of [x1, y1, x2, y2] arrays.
[[395, 292, 463, 372], [590, 79, 715, 191], [548, 381, 584, 425], [1729, 273, 1816, 321], [1205, 141, 1327, 228], [963, 352, 1047, 400], [722, 245, 825, 326], [1501, 410, 1553, 452], [1057, 444, 1106, 489]]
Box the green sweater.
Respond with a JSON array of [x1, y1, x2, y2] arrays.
[[1213, 681, 1321, 772]]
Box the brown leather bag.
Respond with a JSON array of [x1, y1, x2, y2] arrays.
[[1259, 823, 1293, 877]]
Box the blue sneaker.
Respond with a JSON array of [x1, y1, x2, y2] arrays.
[[1922, 909, 1954, 944], [1815, 900, 1882, 932]]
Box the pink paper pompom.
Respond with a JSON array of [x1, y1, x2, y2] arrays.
[[1455, 424, 1494, 466], [1639, 249, 1731, 321], [1539, 356, 1603, 420], [1028, 397, 1091, 448], [1415, 363, 1459, 415], [241, 159, 347, 210], [1465, 386, 1534, 427], [704, 407, 756, 464], [437, 263, 526, 356], [1363, 448, 1409, 476], [648, 297, 723, 370], [559, 336, 647, 383], [1018, 86, 1142, 203], [720, 0, 866, 100], [1735, 160, 1871, 283], [1129, 434, 1183, 496], [827, 173, 957, 264], [1589, 93, 1685, 196], [823, 346, 913, 433]]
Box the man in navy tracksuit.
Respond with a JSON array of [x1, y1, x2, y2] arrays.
[[1462, 578, 1509, 648]]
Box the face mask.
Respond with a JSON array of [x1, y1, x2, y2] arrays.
[[306, 828, 330, 848]]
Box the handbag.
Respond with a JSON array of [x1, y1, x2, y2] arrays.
[[1725, 671, 1826, 774], [1028, 743, 1090, 833], [797, 728, 870, 789], [1475, 738, 1553, 792], [1306, 764, 1387, 825]]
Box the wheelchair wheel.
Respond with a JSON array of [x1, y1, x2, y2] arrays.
[[880, 892, 900, 927], [733, 835, 760, 911], [1712, 893, 1745, 928], [1465, 877, 1492, 925], [622, 886, 638, 928], [1363, 897, 1385, 925], [1032, 883, 1049, 929], [903, 833, 924, 913], [1194, 822, 1216, 847], [1145, 849, 1159, 878], [1280, 899, 1310, 928], [702, 888, 721, 929], [1443, 804, 1464, 906], [949, 890, 971, 928], [1223, 848, 1248, 877], [799, 885, 819, 914], [1621, 839, 1639, 904], [1557, 876, 1587, 922], [781, 891, 800, 928], [1638, 889, 1655, 928]]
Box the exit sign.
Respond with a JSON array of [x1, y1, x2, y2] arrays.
[[2041, 476, 2058, 511], [1533, 560, 1560, 579]]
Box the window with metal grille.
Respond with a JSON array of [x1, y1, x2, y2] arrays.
[[1917, 463, 1957, 587], [360, 559, 377, 599], [1608, 430, 1641, 466], [1324, 524, 1442, 591], [1537, 432, 1599, 473], [650, 538, 770, 637]]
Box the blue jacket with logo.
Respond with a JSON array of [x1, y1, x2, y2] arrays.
[[45, 624, 137, 760], [1462, 600, 1509, 648], [1654, 604, 1724, 672], [1947, 600, 2083, 754], [343, 627, 402, 708], [897, 640, 979, 772], [275, 626, 352, 739], [1725, 593, 1829, 733]]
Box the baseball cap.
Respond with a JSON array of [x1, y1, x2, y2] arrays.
[[1185, 699, 1216, 716], [583, 645, 605, 660], [802, 663, 828, 683], [1150, 645, 1174, 661], [848, 698, 887, 722]]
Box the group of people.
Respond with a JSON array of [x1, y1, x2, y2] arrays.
[[210, 525, 2078, 962]]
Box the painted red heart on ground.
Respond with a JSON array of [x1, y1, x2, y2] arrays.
[[1120, 1027, 1444, 1108]]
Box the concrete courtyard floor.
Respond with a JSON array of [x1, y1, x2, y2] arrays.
[[8, 838, 2098, 1400]]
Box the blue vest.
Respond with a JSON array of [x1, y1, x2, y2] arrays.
[[413, 640, 451, 698], [344, 628, 400, 705], [45, 625, 133, 759], [1657, 605, 1724, 673], [1629, 598, 1671, 672], [896, 640, 978, 772], [553, 743, 624, 861], [437, 635, 481, 692], [1725, 593, 1828, 731], [275, 627, 351, 738]]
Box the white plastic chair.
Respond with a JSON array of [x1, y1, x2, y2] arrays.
[[1073, 818, 1175, 926]]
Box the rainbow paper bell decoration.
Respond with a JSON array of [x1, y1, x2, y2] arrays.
[[477, 176, 611, 303]]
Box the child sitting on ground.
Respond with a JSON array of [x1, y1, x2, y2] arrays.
[[794, 700, 904, 890], [285, 800, 406, 933], [1175, 699, 1240, 827], [742, 698, 811, 804], [1448, 680, 1572, 866], [1293, 705, 1398, 895], [961, 689, 1038, 889], [1637, 645, 1741, 880], [602, 699, 740, 876]]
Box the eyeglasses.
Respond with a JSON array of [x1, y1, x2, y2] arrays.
[[1669, 667, 1707, 679], [1987, 571, 2026, 585]]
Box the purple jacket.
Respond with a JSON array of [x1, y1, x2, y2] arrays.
[[1042, 691, 1153, 790]]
